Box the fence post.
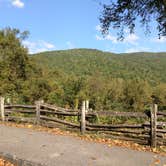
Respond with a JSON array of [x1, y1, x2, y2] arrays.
[[36, 100, 43, 125], [6, 97, 11, 104], [150, 104, 158, 148], [0, 97, 5, 122], [80, 100, 86, 134], [85, 100, 89, 113]]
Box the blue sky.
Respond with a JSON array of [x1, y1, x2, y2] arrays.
[[0, 0, 166, 54]]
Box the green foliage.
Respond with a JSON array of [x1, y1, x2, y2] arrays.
[[152, 83, 166, 106], [21, 78, 51, 103], [32, 49, 166, 111], [0, 27, 166, 112], [0, 28, 50, 103], [122, 79, 152, 111], [100, 0, 166, 39], [32, 49, 166, 84]]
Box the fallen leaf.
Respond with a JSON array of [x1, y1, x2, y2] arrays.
[[154, 159, 160, 164], [27, 124, 33, 128]]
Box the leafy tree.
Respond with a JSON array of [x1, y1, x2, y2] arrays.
[[22, 78, 51, 103], [152, 83, 166, 105], [62, 76, 86, 108], [0, 28, 29, 96], [0, 27, 51, 103], [84, 74, 107, 110], [47, 81, 64, 106], [103, 78, 124, 111], [100, 0, 166, 39], [122, 79, 152, 111]]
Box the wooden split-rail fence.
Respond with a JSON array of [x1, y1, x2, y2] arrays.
[[0, 97, 166, 148]]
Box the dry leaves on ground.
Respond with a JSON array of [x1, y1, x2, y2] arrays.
[[1, 122, 166, 156], [0, 158, 14, 166]]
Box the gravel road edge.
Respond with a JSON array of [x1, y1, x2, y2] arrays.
[[0, 152, 45, 166]]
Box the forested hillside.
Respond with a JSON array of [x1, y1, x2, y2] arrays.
[[0, 28, 166, 112], [33, 49, 166, 84], [32, 49, 166, 111]]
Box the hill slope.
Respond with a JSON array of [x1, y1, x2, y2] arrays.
[[32, 49, 166, 84]]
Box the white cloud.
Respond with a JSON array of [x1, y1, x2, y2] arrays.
[[125, 47, 150, 53], [96, 33, 139, 45], [66, 41, 75, 49], [124, 28, 130, 33], [152, 36, 166, 43], [124, 34, 139, 45], [95, 35, 103, 41], [11, 0, 24, 8], [95, 25, 139, 45], [95, 25, 102, 32], [40, 41, 55, 49], [23, 40, 56, 54], [105, 34, 117, 43], [96, 34, 117, 43]]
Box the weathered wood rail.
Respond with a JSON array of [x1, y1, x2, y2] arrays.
[[0, 97, 165, 148]]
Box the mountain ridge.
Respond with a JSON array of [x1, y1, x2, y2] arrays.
[[31, 48, 166, 56], [31, 48, 166, 84]]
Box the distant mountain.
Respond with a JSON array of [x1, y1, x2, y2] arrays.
[[32, 49, 166, 84]]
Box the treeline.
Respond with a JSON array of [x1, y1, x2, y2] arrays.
[[44, 74, 166, 111], [0, 28, 50, 104], [0, 28, 166, 112]]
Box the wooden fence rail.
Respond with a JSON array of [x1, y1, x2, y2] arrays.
[[0, 97, 166, 148]]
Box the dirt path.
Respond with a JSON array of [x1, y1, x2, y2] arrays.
[[0, 124, 165, 166]]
